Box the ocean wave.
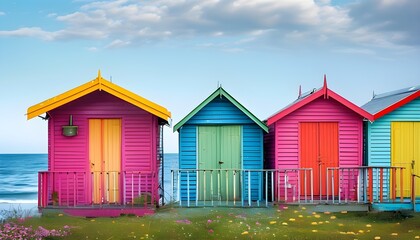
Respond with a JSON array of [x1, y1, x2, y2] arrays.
[[0, 199, 38, 204], [0, 192, 38, 196]]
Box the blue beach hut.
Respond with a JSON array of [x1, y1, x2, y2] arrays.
[[362, 85, 420, 211], [173, 87, 268, 206]]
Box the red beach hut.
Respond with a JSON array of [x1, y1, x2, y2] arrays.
[[26, 71, 171, 217], [265, 76, 372, 202]]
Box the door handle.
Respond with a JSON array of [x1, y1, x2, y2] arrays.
[[219, 161, 224, 164]]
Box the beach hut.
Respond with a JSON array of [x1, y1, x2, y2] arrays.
[[265, 76, 372, 203], [173, 87, 268, 206], [26, 71, 171, 217], [362, 85, 420, 210]]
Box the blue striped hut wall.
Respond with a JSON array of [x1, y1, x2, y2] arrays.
[[365, 97, 420, 200], [177, 96, 265, 202]]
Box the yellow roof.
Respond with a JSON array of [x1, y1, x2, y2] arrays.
[[27, 71, 171, 121]]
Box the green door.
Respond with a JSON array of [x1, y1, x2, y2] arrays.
[[198, 126, 241, 201]]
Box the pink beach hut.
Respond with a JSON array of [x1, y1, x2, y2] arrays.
[[26, 72, 171, 217], [265, 76, 372, 202]]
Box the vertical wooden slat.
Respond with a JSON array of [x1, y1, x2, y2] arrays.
[[400, 168, 404, 202], [379, 168, 384, 202], [368, 168, 373, 203], [391, 168, 396, 201]]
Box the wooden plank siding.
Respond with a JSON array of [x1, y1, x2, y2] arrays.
[[48, 91, 159, 204], [186, 97, 255, 125], [264, 124, 276, 169], [366, 98, 420, 166], [266, 97, 364, 201], [365, 98, 420, 199], [272, 98, 363, 170], [178, 125, 197, 201], [242, 124, 264, 200]]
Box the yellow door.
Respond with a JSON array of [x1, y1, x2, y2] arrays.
[[89, 119, 121, 204], [414, 123, 420, 197], [391, 122, 420, 197]]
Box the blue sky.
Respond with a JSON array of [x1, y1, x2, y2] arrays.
[[0, 0, 419, 153]]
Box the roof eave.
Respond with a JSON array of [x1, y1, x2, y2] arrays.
[[266, 88, 374, 125], [327, 89, 374, 121], [27, 74, 171, 122], [372, 90, 420, 120], [173, 87, 268, 133], [26, 80, 98, 120], [266, 89, 324, 125]]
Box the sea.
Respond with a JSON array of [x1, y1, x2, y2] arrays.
[[0, 153, 178, 219]]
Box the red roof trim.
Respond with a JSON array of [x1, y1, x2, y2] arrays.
[[266, 89, 324, 125], [266, 85, 373, 126], [327, 89, 373, 120], [373, 90, 420, 120]]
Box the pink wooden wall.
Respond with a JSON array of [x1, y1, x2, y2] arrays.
[[269, 97, 363, 169], [47, 91, 160, 204], [265, 97, 364, 201]]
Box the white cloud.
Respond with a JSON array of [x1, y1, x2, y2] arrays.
[[0, 0, 417, 52], [0, 11, 5, 16], [106, 39, 131, 48], [0, 27, 54, 40], [87, 46, 99, 52]]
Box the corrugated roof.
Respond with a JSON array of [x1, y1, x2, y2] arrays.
[[266, 76, 373, 125], [173, 87, 268, 133], [266, 87, 320, 120], [361, 85, 420, 119], [26, 71, 171, 122]]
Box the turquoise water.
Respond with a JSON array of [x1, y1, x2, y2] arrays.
[[0, 153, 178, 204]]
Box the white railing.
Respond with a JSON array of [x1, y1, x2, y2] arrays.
[[326, 166, 406, 204], [170, 168, 313, 207]]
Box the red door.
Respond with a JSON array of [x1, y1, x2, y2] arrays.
[[300, 122, 339, 196]]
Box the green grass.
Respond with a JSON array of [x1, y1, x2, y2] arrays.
[[14, 205, 420, 239]]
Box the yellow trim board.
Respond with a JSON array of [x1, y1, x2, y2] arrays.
[[27, 73, 171, 121]]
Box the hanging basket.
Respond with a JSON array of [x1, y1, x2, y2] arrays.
[[62, 125, 78, 137], [62, 115, 78, 137]]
